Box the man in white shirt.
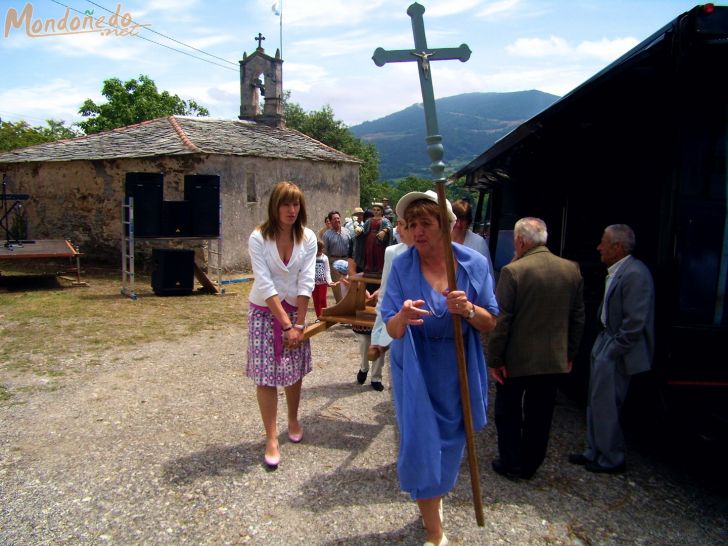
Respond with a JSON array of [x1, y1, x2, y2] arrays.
[[569, 224, 654, 474]]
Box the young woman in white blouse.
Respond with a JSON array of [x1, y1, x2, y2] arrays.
[[247, 181, 317, 469]]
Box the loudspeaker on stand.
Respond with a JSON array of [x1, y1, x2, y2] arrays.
[[151, 248, 195, 296], [125, 172, 163, 237], [184, 174, 220, 237]]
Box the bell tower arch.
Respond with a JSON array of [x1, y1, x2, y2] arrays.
[[239, 35, 284, 128]]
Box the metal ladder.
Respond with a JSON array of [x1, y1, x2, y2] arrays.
[[120, 197, 137, 299]]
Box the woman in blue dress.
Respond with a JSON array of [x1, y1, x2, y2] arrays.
[[381, 190, 498, 546]]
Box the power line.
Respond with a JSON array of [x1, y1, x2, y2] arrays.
[[0, 111, 59, 124], [48, 0, 238, 73], [82, 0, 239, 67], [8, 2, 250, 126]]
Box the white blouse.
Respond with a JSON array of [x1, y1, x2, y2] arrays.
[[248, 227, 317, 308]]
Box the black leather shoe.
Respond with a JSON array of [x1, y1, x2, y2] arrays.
[[491, 459, 520, 481], [357, 370, 368, 384], [585, 461, 626, 474], [568, 453, 592, 466], [371, 381, 384, 391]]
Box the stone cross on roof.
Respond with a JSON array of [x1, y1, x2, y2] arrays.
[[372, 2, 470, 182], [255, 32, 265, 49]]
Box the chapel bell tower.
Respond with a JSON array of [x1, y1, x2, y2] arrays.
[[239, 33, 284, 128]]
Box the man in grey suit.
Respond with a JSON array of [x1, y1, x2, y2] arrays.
[[488, 217, 585, 480], [569, 224, 654, 474]]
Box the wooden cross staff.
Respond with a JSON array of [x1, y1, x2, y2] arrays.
[[372, 2, 484, 527]]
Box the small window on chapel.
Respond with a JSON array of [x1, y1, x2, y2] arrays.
[[246, 173, 257, 203]]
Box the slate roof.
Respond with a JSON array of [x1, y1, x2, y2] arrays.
[[0, 116, 361, 165]]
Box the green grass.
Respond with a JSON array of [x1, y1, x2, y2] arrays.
[[0, 264, 251, 389]]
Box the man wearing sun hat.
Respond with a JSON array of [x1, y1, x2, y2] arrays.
[[382, 197, 396, 224], [345, 207, 365, 234]]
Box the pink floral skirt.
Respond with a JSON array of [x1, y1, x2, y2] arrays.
[[246, 304, 312, 387]]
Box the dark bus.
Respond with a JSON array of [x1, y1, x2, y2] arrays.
[[452, 4, 728, 440]]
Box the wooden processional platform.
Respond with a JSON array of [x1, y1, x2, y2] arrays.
[[303, 276, 380, 339]]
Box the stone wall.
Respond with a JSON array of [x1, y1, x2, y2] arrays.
[[2, 154, 359, 271]]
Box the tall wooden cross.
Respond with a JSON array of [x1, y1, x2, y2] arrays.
[[372, 2, 470, 183], [372, 2, 485, 528]]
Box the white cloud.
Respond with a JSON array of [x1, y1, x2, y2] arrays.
[[507, 35, 638, 61], [506, 36, 571, 58], [476, 0, 523, 20], [319, 64, 424, 125], [291, 29, 374, 57], [282, 62, 330, 82], [184, 34, 238, 50], [167, 79, 240, 118], [289, 25, 464, 61], [425, 0, 486, 17], [0, 79, 96, 124], [269, 61, 330, 97], [147, 0, 200, 10], [291, 29, 418, 58], [134, 0, 200, 17], [35, 32, 148, 61], [269, 0, 390, 28], [576, 37, 638, 61], [284, 78, 315, 94], [443, 63, 606, 97]]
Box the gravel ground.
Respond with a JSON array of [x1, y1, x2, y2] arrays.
[[1, 318, 726, 545]]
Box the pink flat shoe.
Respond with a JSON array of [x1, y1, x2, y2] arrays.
[[287, 430, 303, 443], [423, 534, 448, 546], [264, 452, 280, 469]]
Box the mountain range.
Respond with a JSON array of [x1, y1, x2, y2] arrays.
[[349, 90, 560, 181]]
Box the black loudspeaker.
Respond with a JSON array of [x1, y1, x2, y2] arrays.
[[151, 248, 194, 295], [162, 200, 192, 237], [184, 174, 220, 237], [125, 172, 163, 237]]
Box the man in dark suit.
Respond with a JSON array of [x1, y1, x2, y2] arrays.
[[569, 224, 654, 474], [488, 217, 585, 480]]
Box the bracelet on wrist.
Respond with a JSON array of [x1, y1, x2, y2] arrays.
[[282, 325, 293, 332], [293, 324, 305, 331]]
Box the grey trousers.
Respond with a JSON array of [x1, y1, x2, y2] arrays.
[[584, 331, 631, 468]]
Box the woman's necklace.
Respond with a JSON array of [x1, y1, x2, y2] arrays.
[[419, 272, 447, 319], [419, 253, 459, 319]]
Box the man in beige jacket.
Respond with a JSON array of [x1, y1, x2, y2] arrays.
[[487, 217, 585, 480]]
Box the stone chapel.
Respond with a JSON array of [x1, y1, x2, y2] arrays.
[[0, 41, 361, 270]]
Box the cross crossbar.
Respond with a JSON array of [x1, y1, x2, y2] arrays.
[[372, 45, 470, 66]]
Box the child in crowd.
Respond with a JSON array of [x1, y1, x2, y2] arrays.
[[331, 259, 351, 296], [313, 240, 335, 319], [332, 259, 385, 392]]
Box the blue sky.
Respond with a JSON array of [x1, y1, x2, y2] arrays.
[[0, 0, 709, 128]]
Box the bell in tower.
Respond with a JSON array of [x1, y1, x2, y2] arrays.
[[239, 33, 284, 128]]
